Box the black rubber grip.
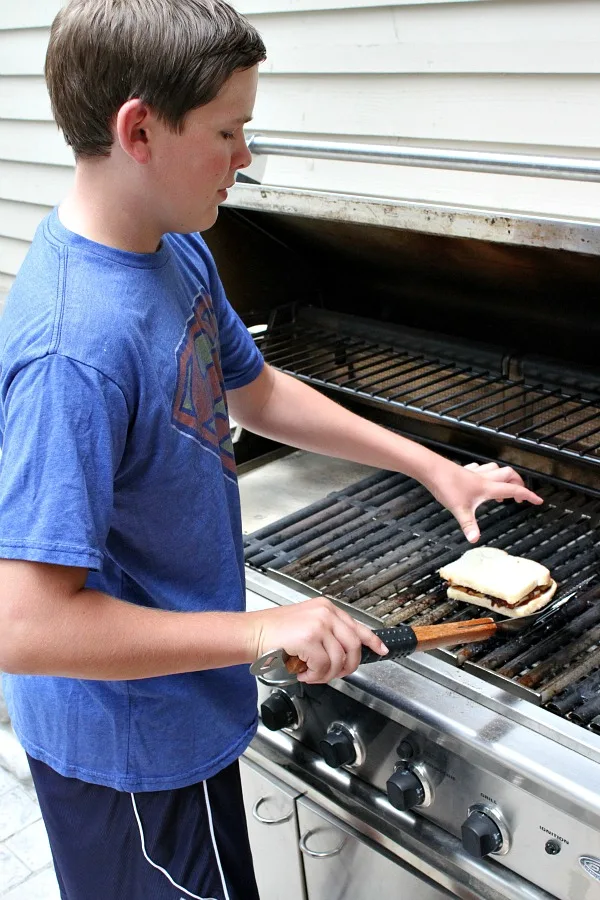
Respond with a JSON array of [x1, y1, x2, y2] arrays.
[[359, 626, 418, 665]]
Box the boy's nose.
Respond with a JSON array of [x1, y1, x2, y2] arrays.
[[235, 138, 252, 171]]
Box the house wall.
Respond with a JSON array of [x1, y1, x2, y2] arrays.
[[1, 0, 599, 303]]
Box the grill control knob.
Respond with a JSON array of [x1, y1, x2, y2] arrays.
[[320, 727, 356, 768], [461, 810, 503, 858], [387, 768, 426, 811], [319, 723, 364, 769], [260, 690, 299, 732]]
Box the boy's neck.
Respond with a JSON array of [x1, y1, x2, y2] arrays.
[[59, 159, 164, 254]]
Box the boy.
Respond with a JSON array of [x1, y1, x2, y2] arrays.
[[0, 1, 542, 898]]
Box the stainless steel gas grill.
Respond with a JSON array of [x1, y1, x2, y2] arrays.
[[205, 162, 600, 900]]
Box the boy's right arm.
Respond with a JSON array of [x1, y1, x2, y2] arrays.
[[0, 559, 387, 684]]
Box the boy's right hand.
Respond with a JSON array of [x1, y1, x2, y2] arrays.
[[247, 597, 389, 684]]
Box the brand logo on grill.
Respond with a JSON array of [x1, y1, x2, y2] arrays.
[[580, 856, 600, 882]]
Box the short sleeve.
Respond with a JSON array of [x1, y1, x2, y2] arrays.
[[207, 265, 264, 392], [0, 355, 129, 570]]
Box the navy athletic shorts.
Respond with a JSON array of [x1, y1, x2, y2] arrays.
[[27, 754, 260, 900]]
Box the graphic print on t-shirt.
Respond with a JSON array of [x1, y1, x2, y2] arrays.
[[172, 290, 236, 477]]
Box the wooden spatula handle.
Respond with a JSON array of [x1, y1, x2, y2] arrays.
[[413, 617, 497, 651], [283, 618, 497, 675]]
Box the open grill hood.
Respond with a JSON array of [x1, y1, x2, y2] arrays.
[[210, 184, 600, 488]]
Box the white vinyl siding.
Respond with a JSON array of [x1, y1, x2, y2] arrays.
[[1, 0, 599, 305], [243, 0, 600, 220], [254, 3, 600, 74], [235, 1, 499, 12], [0, 4, 65, 305], [250, 74, 600, 147], [0, 76, 52, 120], [0, 3, 62, 31], [0, 28, 50, 74]]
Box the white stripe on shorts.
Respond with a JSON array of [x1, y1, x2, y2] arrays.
[[131, 791, 221, 900]]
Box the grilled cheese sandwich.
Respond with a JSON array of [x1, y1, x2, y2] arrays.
[[438, 547, 557, 617]]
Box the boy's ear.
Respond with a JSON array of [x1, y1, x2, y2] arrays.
[[115, 99, 152, 163]]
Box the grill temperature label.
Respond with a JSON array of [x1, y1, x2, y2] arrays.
[[580, 856, 600, 883]]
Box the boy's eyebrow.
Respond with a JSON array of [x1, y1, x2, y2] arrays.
[[236, 115, 253, 125]]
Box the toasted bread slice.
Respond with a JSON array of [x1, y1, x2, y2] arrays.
[[438, 547, 556, 617]]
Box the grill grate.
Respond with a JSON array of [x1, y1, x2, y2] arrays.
[[244, 469, 600, 730], [254, 308, 600, 470]]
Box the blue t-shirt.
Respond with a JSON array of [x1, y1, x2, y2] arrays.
[[0, 208, 264, 791]]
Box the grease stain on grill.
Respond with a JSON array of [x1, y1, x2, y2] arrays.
[[244, 467, 600, 730]]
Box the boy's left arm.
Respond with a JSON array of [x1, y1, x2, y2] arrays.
[[228, 364, 543, 543]]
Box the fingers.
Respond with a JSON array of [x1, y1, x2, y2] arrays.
[[464, 461, 499, 472], [455, 465, 543, 543], [293, 603, 388, 684], [464, 461, 525, 487], [333, 619, 388, 680], [479, 482, 543, 505], [301, 630, 347, 684], [481, 468, 525, 487], [355, 619, 389, 657], [455, 509, 481, 544], [456, 481, 543, 543]]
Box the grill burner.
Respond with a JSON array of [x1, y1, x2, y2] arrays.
[[244, 469, 600, 727]]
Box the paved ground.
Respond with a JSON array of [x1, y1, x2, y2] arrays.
[[0, 723, 60, 899]]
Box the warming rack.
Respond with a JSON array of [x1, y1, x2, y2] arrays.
[[254, 306, 600, 474]]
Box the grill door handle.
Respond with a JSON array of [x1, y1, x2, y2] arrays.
[[299, 828, 346, 858], [252, 796, 294, 825]]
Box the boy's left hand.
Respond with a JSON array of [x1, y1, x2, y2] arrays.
[[426, 460, 543, 544]]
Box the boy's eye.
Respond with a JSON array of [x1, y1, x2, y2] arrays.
[[221, 132, 235, 140]]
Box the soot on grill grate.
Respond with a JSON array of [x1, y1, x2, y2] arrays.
[[244, 469, 600, 729]]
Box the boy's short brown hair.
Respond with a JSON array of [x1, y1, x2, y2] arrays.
[[45, 0, 266, 158]]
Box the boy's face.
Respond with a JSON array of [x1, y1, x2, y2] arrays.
[[147, 65, 258, 233]]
